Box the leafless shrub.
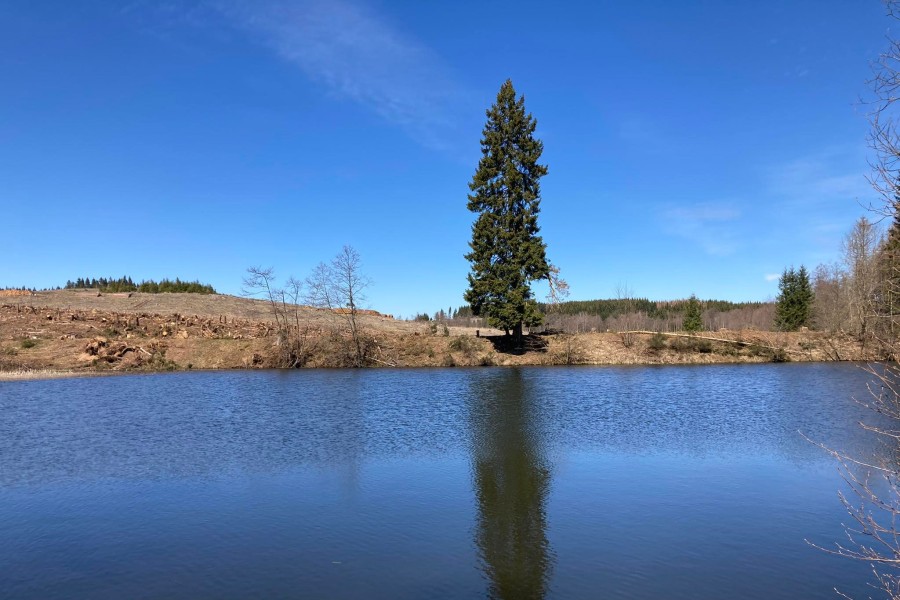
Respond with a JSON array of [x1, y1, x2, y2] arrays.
[[807, 364, 900, 599], [305, 245, 371, 367], [550, 334, 586, 365], [242, 267, 317, 368]]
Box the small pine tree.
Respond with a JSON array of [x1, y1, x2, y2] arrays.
[[775, 266, 814, 331], [682, 295, 703, 332]]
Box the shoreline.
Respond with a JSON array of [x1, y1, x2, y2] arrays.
[[0, 356, 873, 382], [0, 368, 100, 381]]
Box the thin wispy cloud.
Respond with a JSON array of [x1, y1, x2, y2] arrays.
[[763, 147, 875, 256], [764, 273, 780, 282], [213, 0, 469, 150], [765, 149, 871, 209], [661, 202, 741, 256]]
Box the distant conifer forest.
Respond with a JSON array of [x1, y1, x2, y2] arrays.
[[64, 276, 216, 294]]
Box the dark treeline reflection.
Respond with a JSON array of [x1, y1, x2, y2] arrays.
[[469, 369, 554, 600]]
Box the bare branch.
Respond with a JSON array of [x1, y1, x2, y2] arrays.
[[304, 246, 372, 367]]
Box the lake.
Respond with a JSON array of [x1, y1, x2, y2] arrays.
[[0, 364, 889, 598]]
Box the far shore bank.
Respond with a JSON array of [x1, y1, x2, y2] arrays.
[[1, 293, 877, 378]]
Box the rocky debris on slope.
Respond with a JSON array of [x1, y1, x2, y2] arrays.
[[81, 337, 172, 368], [83, 337, 140, 363]]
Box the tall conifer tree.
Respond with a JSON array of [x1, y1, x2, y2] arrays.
[[682, 295, 703, 332], [464, 80, 551, 340]]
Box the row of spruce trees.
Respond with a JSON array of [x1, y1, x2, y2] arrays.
[[64, 276, 216, 294]]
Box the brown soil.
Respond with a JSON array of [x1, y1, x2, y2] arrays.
[[0, 291, 873, 376]]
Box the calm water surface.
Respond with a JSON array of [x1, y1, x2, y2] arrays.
[[0, 364, 889, 598]]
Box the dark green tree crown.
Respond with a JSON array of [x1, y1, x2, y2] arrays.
[[774, 265, 814, 331], [464, 80, 552, 336], [683, 294, 703, 332]]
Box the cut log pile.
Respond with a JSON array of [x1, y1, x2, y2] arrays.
[[332, 307, 392, 319], [84, 337, 137, 362], [82, 337, 167, 366], [0, 290, 34, 297]]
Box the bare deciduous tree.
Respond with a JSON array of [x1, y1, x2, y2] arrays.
[[244, 246, 373, 368], [306, 245, 371, 367], [616, 282, 638, 347], [813, 262, 849, 334], [242, 267, 316, 367], [843, 217, 884, 341], [540, 264, 570, 333], [867, 2, 900, 217], [545, 264, 570, 307]]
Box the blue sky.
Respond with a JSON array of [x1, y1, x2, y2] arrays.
[[0, 1, 890, 317]]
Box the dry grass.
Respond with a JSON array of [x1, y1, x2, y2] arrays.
[[0, 368, 89, 381]]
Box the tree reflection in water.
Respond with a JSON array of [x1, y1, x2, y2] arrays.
[[469, 369, 554, 600]]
